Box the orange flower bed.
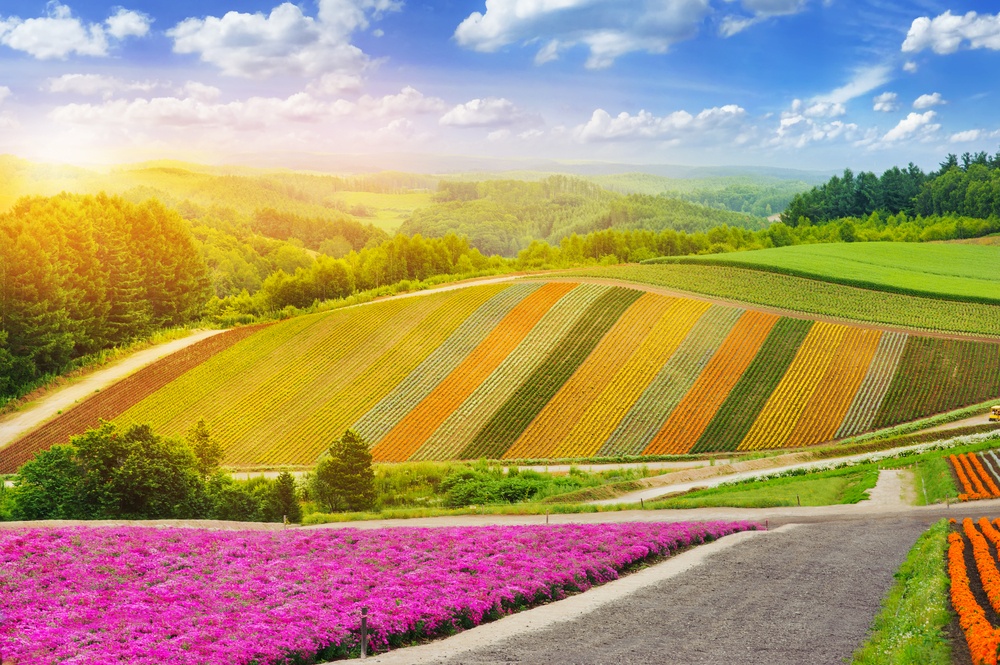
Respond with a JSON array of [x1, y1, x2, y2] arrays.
[[966, 518, 1000, 614], [953, 454, 989, 501], [971, 455, 1000, 497], [948, 527, 1000, 665]]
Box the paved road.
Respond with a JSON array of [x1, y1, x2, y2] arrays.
[[422, 518, 931, 665]]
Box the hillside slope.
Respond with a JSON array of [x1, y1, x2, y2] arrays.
[[4, 277, 999, 470]]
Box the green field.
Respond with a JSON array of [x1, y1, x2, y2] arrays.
[[559, 264, 1000, 337], [333, 190, 434, 232], [662, 243, 1000, 304]]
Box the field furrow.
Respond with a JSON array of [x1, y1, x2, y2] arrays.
[[553, 298, 713, 459], [597, 304, 742, 457], [644, 310, 778, 455], [783, 327, 882, 447], [411, 284, 610, 461], [692, 318, 813, 453], [371, 282, 577, 462], [738, 322, 849, 450], [873, 337, 1000, 429], [461, 287, 643, 460], [247, 285, 508, 466], [834, 331, 908, 438], [350, 283, 536, 445]]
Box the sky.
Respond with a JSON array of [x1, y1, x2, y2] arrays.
[[0, 0, 998, 172]]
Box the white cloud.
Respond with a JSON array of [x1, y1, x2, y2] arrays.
[[359, 86, 446, 117], [902, 60, 918, 73], [872, 92, 898, 112], [44, 73, 158, 98], [913, 92, 944, 109], [882, 111, 939, 142], [813, 64, 893, 104], [902, 11, 1000, 55], [307, 72, 364, 96], [950, 129, 981, 143], [179, 81, 222, 103], [719, 0, 807, 37], [770, 101, 860, 149], [0, 86, 10, 104], [454, 0, 712, 69], [48, 92, 355, 129], [0, 2, 147, 59], [440, 97, 535, 128], [105, 8, 150, 39], [574, 104, 747, 142], [167, 0, 402, 79]]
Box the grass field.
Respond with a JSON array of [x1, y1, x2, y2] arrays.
[[663, 243, 1000, 304], [562, 264, 1000, 337], [332, 190, 434, 232]]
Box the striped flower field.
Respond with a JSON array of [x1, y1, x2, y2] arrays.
[[3, 280, 1000, 469]]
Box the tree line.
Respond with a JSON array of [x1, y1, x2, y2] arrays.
[[0, 194, 211, 399], [782, 150, 1000, 225]]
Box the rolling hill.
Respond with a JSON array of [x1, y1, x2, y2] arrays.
[[3, 276, 999, 471]]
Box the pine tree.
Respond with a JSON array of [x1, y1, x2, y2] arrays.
[[312, 430, 375, 512]]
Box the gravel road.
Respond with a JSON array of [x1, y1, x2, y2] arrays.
[[425, 517, 931, 665]]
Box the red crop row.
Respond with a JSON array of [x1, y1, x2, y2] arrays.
[[0, 324, 270, 474]]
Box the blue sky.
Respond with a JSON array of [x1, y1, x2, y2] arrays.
[[0, 0, 997, 172]]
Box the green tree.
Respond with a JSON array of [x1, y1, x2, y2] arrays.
[[187, 418, 224, 477], [312, 430, 375, 512], [9, 444, 82, 520], [265, 471, 302, 522]]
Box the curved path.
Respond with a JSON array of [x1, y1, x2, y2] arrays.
[[0, 330, 223, 450]]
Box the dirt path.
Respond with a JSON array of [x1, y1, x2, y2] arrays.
[[415, 518, 931, 665], [924, 412, 997, 433], [0, 330, 223, 450], [865, 469, 915, 508]]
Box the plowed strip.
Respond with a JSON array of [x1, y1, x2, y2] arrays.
[[0, 324, 270, 473], [644, 310, 778, 455], [371, 282, 577, 462]]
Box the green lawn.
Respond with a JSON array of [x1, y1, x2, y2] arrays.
[[334, 190, 434, 232], [666, 242, 1000, 304], [649, 465, 880, 509]]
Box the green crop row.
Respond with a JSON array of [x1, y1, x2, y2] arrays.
[[693, 318, 813, 452], [460, 287, 643, 460], [558, 264, 1000, 337]]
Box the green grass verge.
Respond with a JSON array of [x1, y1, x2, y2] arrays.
[[667, 243, 1000, 305], [850, 519, 952, 665], [556, 264, 1000, 337], [648, 465, 879, 509], [912, 456, 958, 506]]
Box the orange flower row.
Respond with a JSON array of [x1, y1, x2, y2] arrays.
[[948, 526, 1000, 665], [972, 455, 1000, 497], [953, 454, 996, 501], [965, 518, 1000, 614]]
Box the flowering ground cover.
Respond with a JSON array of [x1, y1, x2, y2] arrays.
[[0, 521, 757, 664]]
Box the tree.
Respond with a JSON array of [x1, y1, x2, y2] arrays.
[[312, 430, 375, 512], [187, 418, 224, 477], [9, 444, 82, 520], [265, 471, 302, 522]]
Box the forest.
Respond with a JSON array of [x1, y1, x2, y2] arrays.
[[781, 150, 1000, 225]]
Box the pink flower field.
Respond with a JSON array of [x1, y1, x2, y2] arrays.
[[0, 521, 758, 664]]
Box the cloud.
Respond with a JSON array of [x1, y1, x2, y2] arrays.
[[872, 92, 898, 112], [719, 0, 807, 37], [168, 0, 402, 78], [882, 111, 939, 142], [902, 60, 918, 73], [454, 0, 713, 69], [913, 92, 944, 109], [812, 64, 893, 104], [0, 2, 148, 59], [0, 86, 10, 104], [440, 97, 535, 128], [359, 86, 446, 117], [902, 11, 1000, 55], [307, 72, 365, 95], [48, 92, 355, 129], [770, 101, 860, 148], [44, 73, 158, 98], [179, 81, 222, 103], [574, 104, 747, 142], [950, 129, 981, 143], [105, 8, 151, 39]]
